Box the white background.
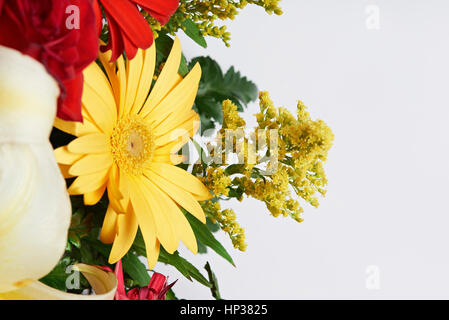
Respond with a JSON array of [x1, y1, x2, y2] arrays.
[[155, 0, 449, 299]]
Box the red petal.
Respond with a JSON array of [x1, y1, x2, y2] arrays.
[[113, 260, 127, 300], [132, 0, 179, 25], [123, 34, 138, 60], [100, 0, 153, 48], [57, 74, 83, 122], [96, 265, 113, 273], [101, 13, 124, 62], [92, 0, 103, 36], [138, 287, 150, 300], [148, 272, 167, 295], [0, 4, 28, 53], [126, 288, 140, 300], [0, 0, 97, 123], [159, 279, 177, 300], [70, 0, 99, 71]]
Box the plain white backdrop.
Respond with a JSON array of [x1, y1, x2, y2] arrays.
[[154, 0, 449, 299]]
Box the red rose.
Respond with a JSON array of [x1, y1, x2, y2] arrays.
[[0, 0, 99, 122], [93, 0, 179, 61]]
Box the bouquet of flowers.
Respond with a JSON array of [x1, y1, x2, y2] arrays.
[[0, 0, 333, 300]]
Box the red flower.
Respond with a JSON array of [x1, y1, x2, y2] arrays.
[[113, 260, 176, 300], [0, 0, 98, 122], [93, 0, 179, 61]]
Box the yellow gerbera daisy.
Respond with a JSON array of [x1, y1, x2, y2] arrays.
[[54, 37, 212, 268]]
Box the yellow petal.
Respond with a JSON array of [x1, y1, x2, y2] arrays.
[[84, 183, 107, 206], [140, 37, 182, 118], [153, 138, 186, 158], [148, 241, 160, 270], [117, 56, 127, 118], [128, 176, 177, 254], [154, 112, 200, 147], [100, 205, 118, 244], [54, 116, 100, 137], [138, 177, 178, 253], [134, 46, 156, 114], [124, 49, 143, 115], [152, 153, 186, 165], [117, 168, 130, 211], [98, 49, 121, 107], [54, 146, 83, 165], [69, 153, 112, 176], [145, 179, 198, 254], [149, 163, 212, 200], [82, 82, 115, 135], [83, 62, 117, 120], [144, 168, 206, 223], [153, 108, 197, 138], [67, 133, 110, 154], [58, 164, 74, 179], [108, 163, 122, 200], [68, 169, 109, 195], [147, 62, 201, 129], [107, 164, 124, 213], [0, 265, 116, 300], [109, 210, 138, 264]]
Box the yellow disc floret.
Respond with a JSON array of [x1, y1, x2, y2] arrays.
[[110, 115, 155, 175]]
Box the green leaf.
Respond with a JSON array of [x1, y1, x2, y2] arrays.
[[197, 240, 208, 254], [131, 231, 211, 288], [83, 237, 112, 259], [223, 66, 258, 107], [122, 252, 151, 287], [206, 217, 220, 233], [166, 288, 179, 300], [182, 19, 207, 48], [179, 54, 189, 77], [131, 230, 147, 257], [39, 257, 72, 292], [158, 247, 212, 288], [189, 56, 258, 131], [184, 210, 235, 267], [79, 241, 95, 265], [196, 96, 223, 124], [155, 33, 190, 76], [205, 262, 222, 300]]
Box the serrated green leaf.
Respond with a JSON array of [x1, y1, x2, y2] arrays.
[[182, 19, 207, 48], [189, 56, 258, 132], [122, 252, 151, 287], [190, 57, 223, 95], [196, 96, 223, 124], [223, 66, 258, 106], [184, 211, 235, 267]]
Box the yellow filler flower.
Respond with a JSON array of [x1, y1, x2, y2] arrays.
[[53, 37, 212, 268]]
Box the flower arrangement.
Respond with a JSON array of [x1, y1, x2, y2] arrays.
[[0, 0, 333, 300]]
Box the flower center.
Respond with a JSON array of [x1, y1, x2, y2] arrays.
[[110, 115, 154, 175]]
